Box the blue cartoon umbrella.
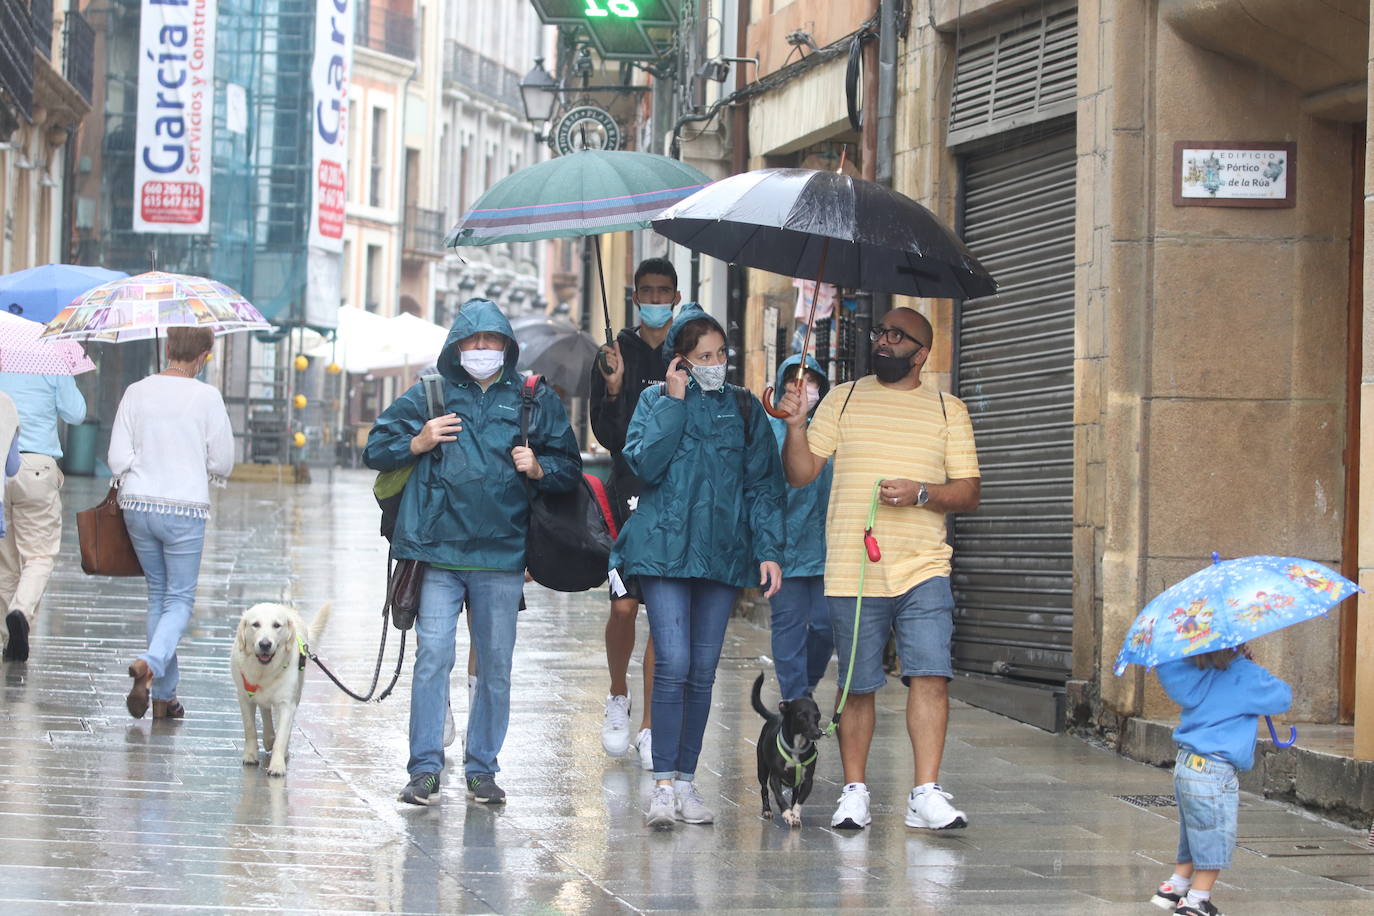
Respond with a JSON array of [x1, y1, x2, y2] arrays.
[[1113, 553, 1361, 747]]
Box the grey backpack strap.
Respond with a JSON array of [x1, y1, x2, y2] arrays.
[[420, 373, 444, 420]]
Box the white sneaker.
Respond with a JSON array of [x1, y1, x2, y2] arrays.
[[831, 783, 871, 830], [442, 702, 456, 748], [635, 728, 653, 771], [905, 784, 967, 829], [601, 694, 632, 756], [646, 784, 675, 828], [673, 780, 714, 824]]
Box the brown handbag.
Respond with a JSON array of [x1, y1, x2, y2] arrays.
[[76, 485, 144, 577]]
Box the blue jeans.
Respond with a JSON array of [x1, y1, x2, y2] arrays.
[[1174, 748, 1240, 870], [124, 510, 206, 702], [640, 576, 739, 781], [408, 567, 523, 779], [767, 575, 833, 701]]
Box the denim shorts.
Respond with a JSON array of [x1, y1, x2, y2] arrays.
[[827, 576, 955, 693], [1173, 748, 1240, 870]]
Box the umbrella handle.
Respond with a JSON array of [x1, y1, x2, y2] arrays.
[[1266, 715, 1297, 748]]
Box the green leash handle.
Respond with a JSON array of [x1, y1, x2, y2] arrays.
[[826, 479, 883, 737]]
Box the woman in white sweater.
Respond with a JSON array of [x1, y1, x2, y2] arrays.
[[108, 326, 234, 719]]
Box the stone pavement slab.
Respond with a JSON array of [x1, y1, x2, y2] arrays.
[[0, 471, 1369, 913]]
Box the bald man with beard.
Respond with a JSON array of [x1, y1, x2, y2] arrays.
[[778, 307, 981, 832]]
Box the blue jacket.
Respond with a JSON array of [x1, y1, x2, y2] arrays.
[[769, 354, 831, 578], [1156, 656, 1292, 771], [363, 299, 582, 571], [610, 305, 785, 587]]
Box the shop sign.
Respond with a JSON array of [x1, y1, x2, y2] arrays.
[[1173, 141, 1297, 208], [309, 0, 353, 252]]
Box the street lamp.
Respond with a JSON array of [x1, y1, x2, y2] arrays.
[[519, 58, 560, 127]]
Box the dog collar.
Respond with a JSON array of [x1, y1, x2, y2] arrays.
[[776, 731, 818, 786], [296, 635, 308, 671], [241, 672, 260, 694]]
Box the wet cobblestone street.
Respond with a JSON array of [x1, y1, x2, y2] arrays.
[[1, 471, 1371, 914]]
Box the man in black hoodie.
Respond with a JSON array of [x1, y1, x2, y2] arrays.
[[589, 257, 677, 766]]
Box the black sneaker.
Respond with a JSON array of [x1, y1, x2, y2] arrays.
[[1150, 882, 1185, 910], [398, 772, 440, 806], [467, 773, 506, 804], [1176, 899, 1222, 916], [3, 610, 28, 662]]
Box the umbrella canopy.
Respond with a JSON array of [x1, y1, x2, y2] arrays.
[[652, 167, 997, 300], [446, 149, 711, 246], [1113, 554, 1360, 676], [0, 312, 94, 375], [0, 264, 128, 323], [510, 314, 599, 400], [304, 306, 449, 374], [40, 271, 270, 342]]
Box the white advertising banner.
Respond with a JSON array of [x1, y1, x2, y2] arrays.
[[133, 0, 217, 233], [309, 0, 353, 251]]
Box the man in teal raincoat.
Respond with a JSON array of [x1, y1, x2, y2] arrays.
[[365, 298, 581, 806], [767, 354, 834, 701]]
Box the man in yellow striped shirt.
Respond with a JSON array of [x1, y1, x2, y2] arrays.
[[779, 307, 980, 832]]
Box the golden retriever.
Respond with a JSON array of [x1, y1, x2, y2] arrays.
[[231, 602, 332, 777]]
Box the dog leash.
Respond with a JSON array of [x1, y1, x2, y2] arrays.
[[826, 479, 882, 737], [305, 577, 408, 703]]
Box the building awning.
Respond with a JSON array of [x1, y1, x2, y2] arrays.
[[306, 306, 449, 374]]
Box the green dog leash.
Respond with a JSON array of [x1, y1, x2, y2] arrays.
[[825, 479, 883, 737]]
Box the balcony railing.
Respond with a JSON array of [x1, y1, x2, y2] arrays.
[[355, 1, 416, 62], [404, 205, 447, 253], [64, 9, 93, 102], [0, 0, 33, 117], [31, 0, 52, 59], [442, 40, 521, 111]]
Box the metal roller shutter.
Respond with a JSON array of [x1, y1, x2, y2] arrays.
[[951, 130, 1076, 688]]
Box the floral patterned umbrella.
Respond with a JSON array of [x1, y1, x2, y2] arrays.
[[1113, 553, 1360, 676], [0, 312, 95, 375], [39, 271, 270, 342]]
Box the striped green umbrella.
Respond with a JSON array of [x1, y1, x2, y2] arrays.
[[445, 150, 710, 246]]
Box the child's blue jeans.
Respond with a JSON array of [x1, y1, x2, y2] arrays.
[[1173, 747, 1239, 870]]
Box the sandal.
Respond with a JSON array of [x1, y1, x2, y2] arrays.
[[152, 698, 185, 719], [126, 660, 152, 718]]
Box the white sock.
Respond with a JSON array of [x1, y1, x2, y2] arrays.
[[913, 781, 940, 796], [672, 778, 693, 794], [1186, 888, 1211, 906], [843, 781, 867, 793], [1166, 873, 1191, 893]]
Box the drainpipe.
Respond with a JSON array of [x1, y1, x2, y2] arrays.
[[856, 0, 898, 380], [725, 0, 750, 385]]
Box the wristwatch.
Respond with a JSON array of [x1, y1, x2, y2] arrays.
[[916, 483, 929, 506]]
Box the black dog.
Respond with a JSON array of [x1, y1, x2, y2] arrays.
[[752, 672, 825, 827]]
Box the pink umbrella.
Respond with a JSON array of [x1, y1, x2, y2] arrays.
[[0, 312, 95, 375]]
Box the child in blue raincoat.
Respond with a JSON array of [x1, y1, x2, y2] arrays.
[[1149, 644, 1291, 916], [610, 304, 785, 829], [766, 354, 833, 701]]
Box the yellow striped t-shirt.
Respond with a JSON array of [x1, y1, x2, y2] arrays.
[[807, 377, 980, 597]]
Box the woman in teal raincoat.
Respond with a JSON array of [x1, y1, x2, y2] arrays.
[[610, 304, 785, 828], [767, 354, 833, 701]]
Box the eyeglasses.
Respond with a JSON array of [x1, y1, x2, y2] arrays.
[[869, 325, 929, 348]]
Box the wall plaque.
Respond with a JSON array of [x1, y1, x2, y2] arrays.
[[1173, 141, 1297, 208]]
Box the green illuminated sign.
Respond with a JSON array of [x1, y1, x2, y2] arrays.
[[530, 0, 678, 26]]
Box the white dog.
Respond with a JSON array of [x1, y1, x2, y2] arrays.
[[231, 602, 332, 777]]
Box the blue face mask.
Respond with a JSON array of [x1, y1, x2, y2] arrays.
[[639, 304, 673, 328]]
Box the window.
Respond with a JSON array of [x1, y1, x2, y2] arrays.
[[347, 101, 358, 203], [370, 107, 387, 208], [341, 240, 352, 306], [365, 244, 383, 312]]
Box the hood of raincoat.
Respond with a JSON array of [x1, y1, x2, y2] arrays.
[[437, 297, 520, 383], [768, 353, 832, 577], [662, 302, 725, 361]]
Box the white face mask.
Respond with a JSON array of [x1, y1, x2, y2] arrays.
[[459, 349, 504, 380], [686, 361, 727, 391], [805, 382, 822, 411]]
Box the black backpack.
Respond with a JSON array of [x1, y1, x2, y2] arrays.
[[519, 375, 618, 592]]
